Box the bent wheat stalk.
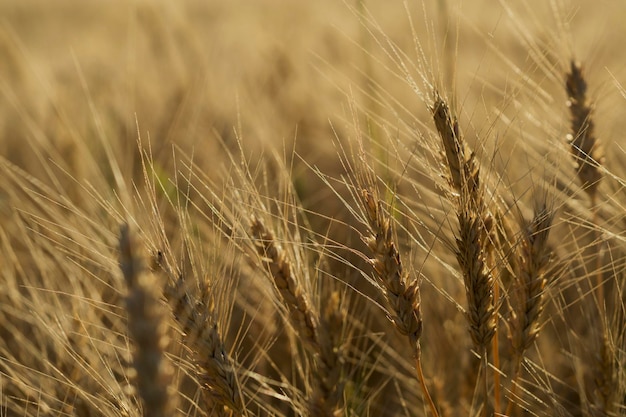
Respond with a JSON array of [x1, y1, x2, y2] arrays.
[[251, 216, 344, 417], [360, 188, 439, 417]]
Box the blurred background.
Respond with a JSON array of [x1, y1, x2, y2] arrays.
[[2, 0, 626, 212]]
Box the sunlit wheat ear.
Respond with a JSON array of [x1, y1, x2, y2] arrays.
[[430, 94, 495, 353], [455, 209, 496, 353], [250, 215, 344, 417], [431, 93, 496, 415], [431, 92, 495, 277], [431, 94, 480, 203], [565, 60, 604, 201], [505, 205, 554, 415], [118, 224, 175, 417]]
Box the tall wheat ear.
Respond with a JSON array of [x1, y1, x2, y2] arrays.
[[431, 93, 496, 416], [431, 93, 496, 351]]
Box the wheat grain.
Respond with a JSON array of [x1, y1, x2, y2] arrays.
[[360, 189, 423, 352], [153, 249, 244, 416]]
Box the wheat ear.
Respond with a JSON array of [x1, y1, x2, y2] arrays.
[[566, 62, 615, 415], [431, 95, 480, 203], [432, 94, 496, 416], [195, 321, 242, 415], [432, 95, 496, 349], [509, 205, 552, 354], [118, 224, 175, 417], [505, 206, 553, 415], [565, 60, 604, 201], [251, 216, 343, 417], [360, 188, 439, 417]]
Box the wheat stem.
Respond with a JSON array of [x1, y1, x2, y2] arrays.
[[360, 188, 439, 417], [119, 224, 175, 417], [250, 216, 343, 417]]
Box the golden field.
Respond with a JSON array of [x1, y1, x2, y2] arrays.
[[0, 1, 625, 416]]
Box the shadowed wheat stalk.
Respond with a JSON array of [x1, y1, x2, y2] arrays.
[[505, 205, 553, 415], [358, 186, 439, 417], [565, 60, 604, 202]]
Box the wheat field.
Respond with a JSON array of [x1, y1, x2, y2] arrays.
[[1, 1, 625, 416]]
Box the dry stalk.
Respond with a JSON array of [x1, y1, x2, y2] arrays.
[[250, 216, 343, 417], [118, 224, 175, 417], [360, 188, 438, 417]]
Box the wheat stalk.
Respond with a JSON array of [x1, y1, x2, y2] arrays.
[[250, 215, 343, 417], [118, 224, 175, 417], [565, 60, 604, 201], [359, 188, 438, 417], [505, 205, 553, 415], [152, 249, 244, 416], [431, 94, 497, 416]]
